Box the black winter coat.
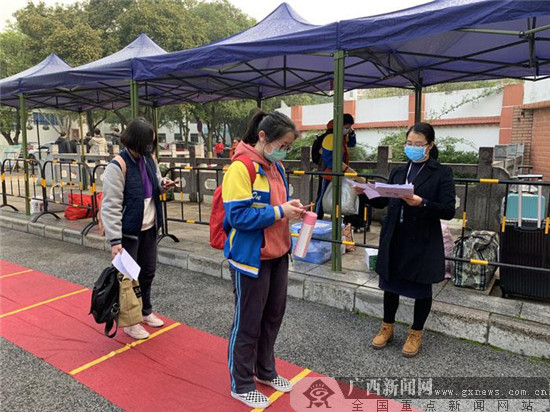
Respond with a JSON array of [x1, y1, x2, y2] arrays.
[[369, 157, 456, 284]]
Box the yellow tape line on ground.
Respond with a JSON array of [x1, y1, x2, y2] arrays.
[[69, 322, 182, 376], [0, 288, 88, 319], [0, 269, 33, 279], [251, 368, 312, 412]]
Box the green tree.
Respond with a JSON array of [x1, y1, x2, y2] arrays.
[[114, 0, 204, 52], [0, 107, 21, 145], [14, 2, 102, 66], [84, 0, 135, 55], [189, 0, 255, 44], [0, 30, 27, 78], [0, 31, 27, 145]]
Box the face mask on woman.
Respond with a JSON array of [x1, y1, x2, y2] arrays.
[[264, 144, 287, 163], [144, 144, 154, 155], [404, 145, 427, 162]]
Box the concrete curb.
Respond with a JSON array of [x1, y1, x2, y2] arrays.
[[1, 213, 548, 359]]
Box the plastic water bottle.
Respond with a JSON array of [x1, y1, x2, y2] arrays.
[[293, 211, 317, 258]]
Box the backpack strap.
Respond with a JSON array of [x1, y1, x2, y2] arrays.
[[105, 317, 118, 338], [112, 155, 127, 177], [234, 155, 256, 184]]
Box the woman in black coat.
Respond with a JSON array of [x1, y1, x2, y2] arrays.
[[364, 122, 456, 357]]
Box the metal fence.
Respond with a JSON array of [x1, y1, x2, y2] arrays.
[[2, 149, 549, 298]]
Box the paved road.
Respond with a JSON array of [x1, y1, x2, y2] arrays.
[[1, 227, 549, 411]]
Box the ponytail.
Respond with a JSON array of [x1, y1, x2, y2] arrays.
[[242, 110, 268, 145], [242, 110, 298, 145], [429, 144, 439, 160]]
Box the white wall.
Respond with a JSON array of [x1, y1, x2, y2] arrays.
[[356, 96, 408, 123], [302, 103, 333, 126], [276, 106, 292, 118], [425, 88, 503, 119], [524, 78, 550, 105], [355, 128, 401, 151], [435, 125, 499, 152]]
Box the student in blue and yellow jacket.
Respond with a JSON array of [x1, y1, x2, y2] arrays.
[[315, 113, 363, 219], [222, 111, 304, 409]]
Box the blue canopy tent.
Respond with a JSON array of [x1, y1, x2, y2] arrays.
[[0, 53, 72, 215], [338, 0, 550, 107], [0, 53, 71, 109], [4, 1, 550, 265], [130, 0, 550, 270], [13, 33, 167, 112], [132, 3, 339, 105], [133, 1, 550, 102]]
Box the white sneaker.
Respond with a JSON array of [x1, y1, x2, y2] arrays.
[[123, 324, 150, 340], [256, 375, 293, 393], [142, 313, 164, 327], [230, 390, 270, 409]]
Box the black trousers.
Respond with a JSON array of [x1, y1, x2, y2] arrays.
[[228, 255, 289, 394], [121, 226, 157, 317], [383, 291, 433, 331]]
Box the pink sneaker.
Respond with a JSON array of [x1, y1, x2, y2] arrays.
[[123, 324, 149, 340], [143, 313, 164, 327]]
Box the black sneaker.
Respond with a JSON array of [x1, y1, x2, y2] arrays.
[[256, 375, 293, 393], [230, 389, 270, 408]]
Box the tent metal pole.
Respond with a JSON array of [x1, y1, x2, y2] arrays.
[[455, 28, 520, 36], [331, 50, 345, 272], [130, 80, 139, 119], [152, 106, 160, 158], [523, 23, 550, 36], [19, 94, 30, 216], [414, 86, 422, 123], [35, 116, 41, 160], [78, 112, 88, 189]]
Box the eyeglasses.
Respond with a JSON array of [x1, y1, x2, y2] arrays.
[[275, 145, 292, 153], [404, 142, 429, 148]]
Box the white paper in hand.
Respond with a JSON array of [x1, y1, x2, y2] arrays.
[[112, 249, 141, 280], [353, 182, 380, 199]]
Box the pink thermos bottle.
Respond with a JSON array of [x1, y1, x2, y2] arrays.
[[293, 211, 317, 258]]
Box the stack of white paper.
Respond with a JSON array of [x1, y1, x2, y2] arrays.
[[353, 182, 414, 199], [112, 249, 141, 280]]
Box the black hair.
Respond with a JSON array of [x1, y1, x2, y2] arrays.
[[120, 117, 156, 155], [85, 132, 91, 137], [94, 129, 101, 136], [406, 122, 439, 160], [60, 132, 67, 137], [114, 128, 120, 133], [242, 110, 299, 145], [343, 113, 354, 125]]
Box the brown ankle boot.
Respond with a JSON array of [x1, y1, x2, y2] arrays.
[[402, 329, 422, 357], [372, 322, 394, 349]]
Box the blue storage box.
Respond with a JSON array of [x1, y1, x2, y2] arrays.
[[291, 220, 334, 264], [504, 193, 546, 224]]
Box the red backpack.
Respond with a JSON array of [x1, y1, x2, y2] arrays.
[[209, 155, 256, 249]]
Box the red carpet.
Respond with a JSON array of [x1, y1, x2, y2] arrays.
[[0, 260, 422, 411]]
